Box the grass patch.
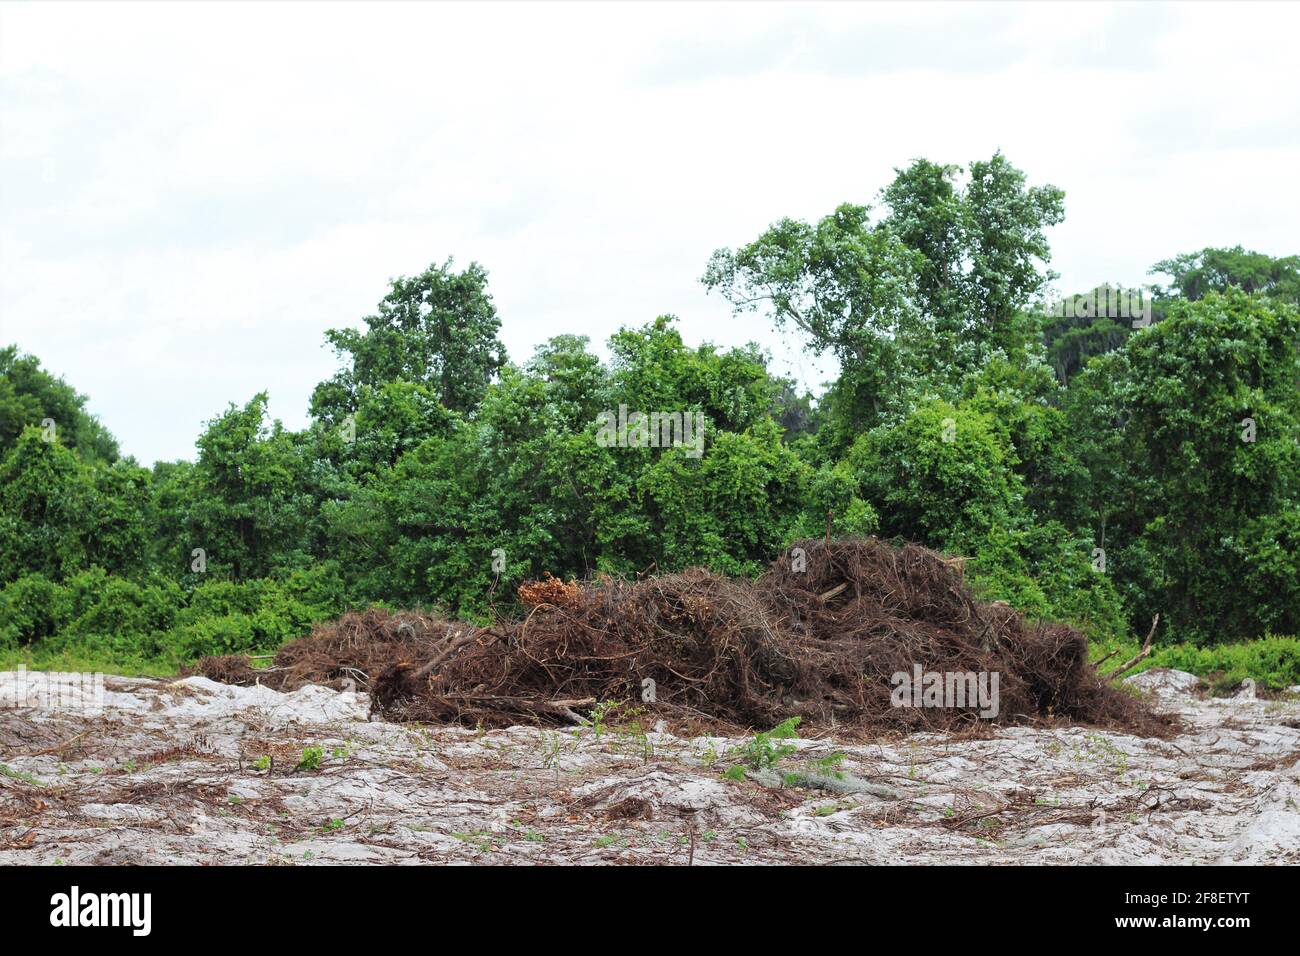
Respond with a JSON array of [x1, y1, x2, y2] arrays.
[[1091, 634, 1300, 692], [1, 763, 44, 787], [0, 646, 178, 678]]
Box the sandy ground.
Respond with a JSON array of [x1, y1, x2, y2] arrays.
[[2, 668, 1298, 865]]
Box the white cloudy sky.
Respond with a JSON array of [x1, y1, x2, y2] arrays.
[[2, 1, 1297, 464]]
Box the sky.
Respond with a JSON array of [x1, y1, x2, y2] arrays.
[[2, 1, 1298, 465]]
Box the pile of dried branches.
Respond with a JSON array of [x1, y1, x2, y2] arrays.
[[193, 537, 1171, 736]]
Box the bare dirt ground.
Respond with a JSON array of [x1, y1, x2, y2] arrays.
[[2, 668, 1298, 865]]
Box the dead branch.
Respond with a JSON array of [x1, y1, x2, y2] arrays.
[[1107, 614, 1159, 682]]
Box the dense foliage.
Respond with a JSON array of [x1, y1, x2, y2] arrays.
[[2, 156, 1297, 684]]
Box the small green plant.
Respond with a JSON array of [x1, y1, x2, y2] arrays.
[[618, 719, 654, 763], [0, 764, 42, 787], [809, 752, 846, 780], [584, 700, 621, 739], [323, 818, 345, 832], [451, 830, 496, 852], [1079, 734, 1130, 774], [253, 755, 271, 772], [729, 716, 801, 772], [295, 746, 324, 772], [539, 732, 563, 769]]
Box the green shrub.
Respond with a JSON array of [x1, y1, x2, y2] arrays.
[[1150, 635, 1300, 691], [1, 564, 347, 667], [969, 523, 1127, 642], [849, 401, 1024, 553], [729, 716, 802, 772], [0, 573, 72, 647], [56, 570, 182, 658], [1091, 634, 1300, 692]]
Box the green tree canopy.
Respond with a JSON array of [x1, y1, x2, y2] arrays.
[[1066, 289, 1300, 642], [0, 346, 119, 462], [1150, 245, 1300, 305], [312, 259, 507, 421], [704, 152, 1064, 446]]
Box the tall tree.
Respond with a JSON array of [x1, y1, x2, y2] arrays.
[[1150, 245, 1300, 305], [704, 153, 1065, 443], [702, 203, 926, 435], [1065, 289, 1300, 642], [960, 152, 1065, 355], [0, 346, 119, 462], [171, 394, 311, 581], [312, 259, 507, 421]]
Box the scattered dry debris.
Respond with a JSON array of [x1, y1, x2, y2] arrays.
[[1, 668, 1295, 865]]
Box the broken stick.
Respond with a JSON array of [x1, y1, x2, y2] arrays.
[[1106, 613, 1160, 682]]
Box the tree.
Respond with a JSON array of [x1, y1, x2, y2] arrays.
[[526, 334, 612, 430], [845, 396, 1123, 639], [341, 381, 455, 480], [0, 429, 96, 584], [848, 401, 1024, 553], [174, 394, 312, 581], [608, 317, 782, 435], [960, 152, 1065, 355], [1066, 289, 1300, 642], [704, 153, 1065, 443], [959, 356, 1089, 530], [0, 346, 119, 462], [0, 428, 148, 585], [311, 259, 507, 421], [1150, 246, 1300, 305], [702, 204, 926, 435], [1039, 284, 1142, 384]]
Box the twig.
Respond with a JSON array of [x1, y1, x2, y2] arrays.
[[408, 627, 486, 682], [1106, 614, 1159, 681], [440, 694, 597, 725], [1090, 648, 1120, 670], [817, 582, 848, 603]]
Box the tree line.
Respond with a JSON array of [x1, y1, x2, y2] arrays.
[[2, 152, 1297, 672]]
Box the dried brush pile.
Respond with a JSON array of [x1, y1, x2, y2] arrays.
[[194, 538, 1170, 736]]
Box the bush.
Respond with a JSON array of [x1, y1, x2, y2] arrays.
[[168, 567, 347, 658], [57, 570, 183, 658], [0, 573, 72, 647], [1150, 636, 1300, 692], [968, 523, 1128, 642], [849, 401, 1024, 553], [1, 564, 348, 668]]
